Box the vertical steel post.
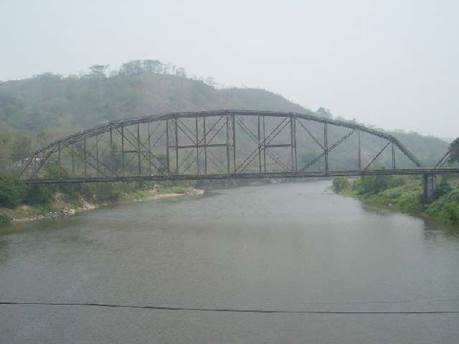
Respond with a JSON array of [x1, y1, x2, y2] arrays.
[[290, 115, 295, 172], [203, 116, 207, 175], [257, 115, 262, 173], [391, 142, 396, 169], [83, 136, 87, 177], [57, 142, 62, 178], [148, 122, 152, 175], [263, 116, 266, 172], [174, 117, 179, 173], [71, 145, 75, 175], [95, 135, 99, 176], [324, 123, 329, 175], [226, 115, 230, 174], [232, 113, 236, 173], [195, 116, 200, 174], [137, 123, 141, 175], [121, 126, 125, 176], [110, 126, 114, 173], [358, 129, 362, 171], [293, 116, 297, 172], [165, 120, 170, 174]]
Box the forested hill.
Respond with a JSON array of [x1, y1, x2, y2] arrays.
[[0, 60, 449, 167], [0, 63, 309, 136]]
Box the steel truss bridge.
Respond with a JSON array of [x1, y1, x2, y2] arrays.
[[20, 110, 458, 194]]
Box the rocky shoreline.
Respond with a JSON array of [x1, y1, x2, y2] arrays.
[[1, 187, 204, 225]]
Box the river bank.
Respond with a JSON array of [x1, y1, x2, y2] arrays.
[[332, 176, 459, 227], [0, 184, 204, 224]]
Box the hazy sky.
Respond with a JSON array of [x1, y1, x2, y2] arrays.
[[1, 0, 458, 138]]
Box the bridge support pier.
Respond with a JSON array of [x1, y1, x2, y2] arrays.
[[422, 174, 437, 204]]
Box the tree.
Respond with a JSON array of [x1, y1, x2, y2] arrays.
[[449, 138, 459, 164], [0, 132, 12, 168], [142, 60, 163, 74], [205, 77, 217, 87], [89, 65, 109, 78], [119, 60, 143, 75], [10, 136, 31, 163], [36, 131, 49, 147], [0, 172, 25, 208], [163, 62, 173, 74], [175, 67, 186, 77], [353, 175, 404, 195], [89, 65, 109, 100], [316, 107, 332, 118]]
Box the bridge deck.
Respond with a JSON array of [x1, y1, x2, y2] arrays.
[[25, 168, 459, 184]]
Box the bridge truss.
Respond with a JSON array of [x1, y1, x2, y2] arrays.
[[20, 110, 458, 184]]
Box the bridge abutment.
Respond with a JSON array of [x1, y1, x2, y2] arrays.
[[422, 174, 437, 204]]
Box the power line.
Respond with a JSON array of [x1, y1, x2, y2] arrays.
[[1, 302, 459, 315]]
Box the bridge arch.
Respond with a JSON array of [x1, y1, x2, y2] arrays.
[[20, 110, 423, 183]]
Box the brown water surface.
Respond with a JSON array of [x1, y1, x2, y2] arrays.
[[1, 181, 459, 343]]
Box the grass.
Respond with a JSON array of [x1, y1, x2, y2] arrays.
[[333, 176, 459, 226], [426, 189, 459, 225]]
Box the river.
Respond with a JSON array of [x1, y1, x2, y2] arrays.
[[1, 181, 459, 343]]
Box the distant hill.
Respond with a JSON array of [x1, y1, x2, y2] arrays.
[[0, 60, 449, 167], [0, 71, 309, 135]]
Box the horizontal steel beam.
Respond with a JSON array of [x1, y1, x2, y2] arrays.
[[170, 143, 229, 149], [24, 168, 459, 184], [264, 144, 291, 148]]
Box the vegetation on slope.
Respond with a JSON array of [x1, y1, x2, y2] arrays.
[[0, 60, 309, 157], [332, 175, 459, 226], [0, 170, 194, 225], [0, 59, 450, 170]]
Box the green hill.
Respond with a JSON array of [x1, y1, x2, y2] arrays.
[[0, 60, 449, 169]]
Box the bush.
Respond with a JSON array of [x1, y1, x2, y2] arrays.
[[393, 189, 423, 213], [0, 213, 12, 225], [427, 189, 459, 225], [436, 179, 452, 198], [23, 184, 54, 207], [0, 172, 26, 208], [353, 175, 405, 196], [332, 177, 350, 193], [79, 182, 136, 203]]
